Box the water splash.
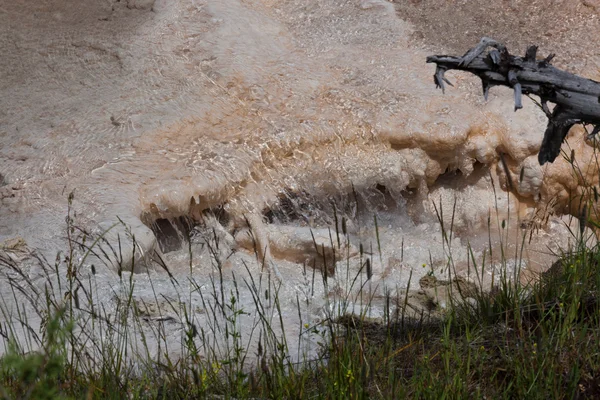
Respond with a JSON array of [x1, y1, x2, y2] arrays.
[[1, 0, 600, 362]]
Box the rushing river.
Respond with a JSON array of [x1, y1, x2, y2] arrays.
[[1, 0, 599, 361]]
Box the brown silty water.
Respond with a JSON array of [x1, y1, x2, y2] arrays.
[[1, 0, 600, 360]]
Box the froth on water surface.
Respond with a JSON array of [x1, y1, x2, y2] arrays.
[[2, 0, 600, 361]]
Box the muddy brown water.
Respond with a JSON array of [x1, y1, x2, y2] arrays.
[[0, 0, 599, 362]]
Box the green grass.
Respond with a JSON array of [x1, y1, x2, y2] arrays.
[[1, 191, 600, 399]]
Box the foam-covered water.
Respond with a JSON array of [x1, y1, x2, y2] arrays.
[[1, 0, 599, 361]]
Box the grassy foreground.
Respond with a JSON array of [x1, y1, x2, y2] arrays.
[[1, 204, 600, 399]]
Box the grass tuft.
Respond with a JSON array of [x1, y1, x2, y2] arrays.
[[1, 190, 600, 399]]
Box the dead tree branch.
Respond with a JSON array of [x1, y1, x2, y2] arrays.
[[427, 37, 600, 165]]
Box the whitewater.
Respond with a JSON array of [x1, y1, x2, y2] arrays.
[[1, 0, 600, 361]]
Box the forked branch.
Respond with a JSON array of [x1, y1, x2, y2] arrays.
[[427, 38, 600, 165]]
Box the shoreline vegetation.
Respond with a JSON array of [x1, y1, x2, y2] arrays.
[[1, 190, 600, 399]]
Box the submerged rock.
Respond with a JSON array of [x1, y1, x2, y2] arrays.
[[235, 225, 358, 274]]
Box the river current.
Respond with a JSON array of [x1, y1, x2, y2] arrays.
[[1, 0, 599, 361]]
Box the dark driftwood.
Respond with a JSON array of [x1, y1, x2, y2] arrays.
[[427, 38, 600, 165]]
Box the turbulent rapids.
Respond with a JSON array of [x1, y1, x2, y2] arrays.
[[2, 0, 600, 361]]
